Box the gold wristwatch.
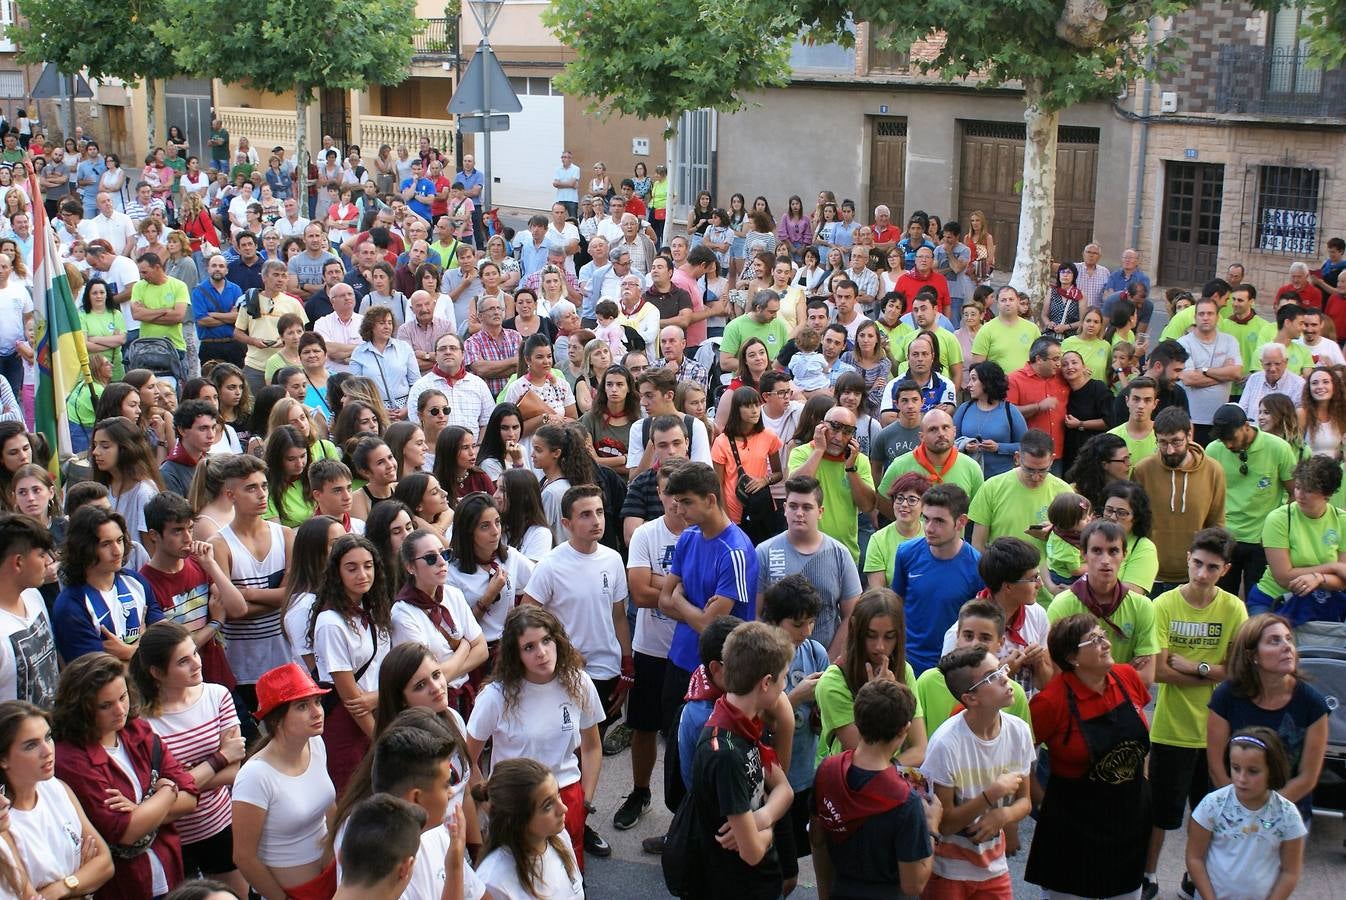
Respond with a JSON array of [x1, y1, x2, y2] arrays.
[[63, 874, 80, 892]]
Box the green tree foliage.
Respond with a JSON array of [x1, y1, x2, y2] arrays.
[[157, 0, 419, 197]]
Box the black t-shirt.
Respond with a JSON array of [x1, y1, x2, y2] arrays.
[[822, 765, 932, 900], [692, 725, 782, 900], [1064, 378, 1113, 467], [644, 286, 692, 322], [1108, 381, 1188, 428]]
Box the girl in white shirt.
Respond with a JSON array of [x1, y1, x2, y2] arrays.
[[280, 516, 345, 673], [466, 605, 602, 872], [477, 757, 584, 899], [308, 534, 392, 795], [446, 492, 534, 646]]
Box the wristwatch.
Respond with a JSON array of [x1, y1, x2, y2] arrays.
[[1201, 367, 1210, 377], [63, 875, 80, 892], [1196, 662, 1211, 679], [844, 465, 858, 473]]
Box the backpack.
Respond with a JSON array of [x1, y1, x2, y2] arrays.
[[124, 336, 184, 385], [661, 791, 707, 898]]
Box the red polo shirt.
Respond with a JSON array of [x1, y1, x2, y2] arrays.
[[1030, 664, 1150, 777], [1276, 281, 1324, 310], [1007, 363, 1071, 458], [872, 224, 902, 246], [895, 269, 952, 315]]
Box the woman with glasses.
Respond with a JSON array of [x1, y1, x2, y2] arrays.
[[391, 529, 488, 717], [1065, 432, 1131, 511], [863, 472, 931, 588], [1100, 480, 1159, 597], [1043, 520, 1159, 684], [1025, 611, 1153, 900]]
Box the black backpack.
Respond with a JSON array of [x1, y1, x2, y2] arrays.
[[661, 791, 707, 898]]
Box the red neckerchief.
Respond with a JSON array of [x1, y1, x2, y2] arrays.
[[621, 296, 646, 317], [706, 695, 778, 773], [396, 580, 457, 642], [1069, 578, 1128, 638], [684, 664, 722, 702], [165, 442, 198, 468], [814, 750, 910, 839], [974, 587, 1029, 647], [1230, 310, 1257, 325], [340, 513, 356, 533], [432, 363, 467, 386], [1057, 284, 1084, 303], [912, 443, 958, 482]]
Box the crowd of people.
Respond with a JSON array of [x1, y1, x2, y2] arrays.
[[0, 128, 1338, 898]]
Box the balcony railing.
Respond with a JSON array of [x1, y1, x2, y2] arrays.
[[412, 17, 458, 61], [1216, 45, 1346, 118], [215, 107, 454, 162]]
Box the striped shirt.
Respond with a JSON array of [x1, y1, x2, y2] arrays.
[[464, 327, 522, 396], [216, 523, 289, 684], [146, 683, 240, 845]]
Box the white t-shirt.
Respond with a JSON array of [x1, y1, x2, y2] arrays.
[[0, 589, 58, 707], [624, 415, 713, 470], [466, 674, 602, 787], [524, 542, 628, 680], [941, 602, 1051, 697], [443, 552, 533, 643], [313, 610, 390, 691], [283, 591, 317, 666], [9, 779, 83, 891], [476, 831, 584, 900], [540, 478, 571, 547], [1177, 331, 1242, 425], [920, 711, 1035, 882], [545, 222, 581, 274], [233, 736, 336, 868], [402, 824, 486, 900], [1297, 336, 1346, 368], [1190, 784, 1306, 900], [627, 517, 681, 658], [389, 587, 484, 688]]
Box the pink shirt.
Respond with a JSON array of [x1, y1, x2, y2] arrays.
[[672, 268, 706, 346]]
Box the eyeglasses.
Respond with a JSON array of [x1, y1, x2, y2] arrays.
[[768, 389, 793, 398], [1101, 505, 1133, 520], [827, 422, 857, 435], [1156, 437, 1188, 451], [415, 549, 452, 566], [1077, 632, 1110, 649], [1011, 573, 1042, 584], [1021, 463, 1052, 476], [1109, 454, 1132, 467], [892, 494, 923, 507], [965, 663, 1010, 695], [425, 406, 450, 417], [1238, 448, 1249, 477]]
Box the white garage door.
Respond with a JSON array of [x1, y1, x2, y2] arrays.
[[488, 76, 563, 211]]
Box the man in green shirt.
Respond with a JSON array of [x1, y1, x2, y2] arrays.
[[969, 428, 1070, 556], [1273, 302, 1314, 376], [208, 118, 230, 169], [891, 290, 964, 389], [1159, 277, 1233, 342], [0, 133, 22, 164], [1222, 284, 1275, 391], [1205, 403, 1296, 597], [129, 253, 190, 352], [787, 405, 877, 562], [1107, 376, 1158, 473], [878, 408, 984, 499], [720, 289, 790, 369], [971, 285, 1039, 373]]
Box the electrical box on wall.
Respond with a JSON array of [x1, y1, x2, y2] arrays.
[[1160, 92, 1178, 113], [632, 138, 650, 156]]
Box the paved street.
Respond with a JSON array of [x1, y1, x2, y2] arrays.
[[581, 737, 1346, 899]]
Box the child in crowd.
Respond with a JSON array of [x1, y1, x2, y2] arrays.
[[921, 645, 1035, 899], [1110, 341, 1138, 395], [787, 328, 829, 395], [1186, 728, 1306, 900], [1044, 492, 1092, 589], [593, 299, 629, 359], [917, 600, 1032, 736], [813, 679, 939, 898]]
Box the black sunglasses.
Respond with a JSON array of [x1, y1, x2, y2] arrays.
[[415, 549, 452, 566]]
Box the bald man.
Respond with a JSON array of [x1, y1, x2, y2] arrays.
[[787, 405, 877, 562], [651, 325, 709, 389], [878, 409, 985, 501], [398, 289, 455, 374]]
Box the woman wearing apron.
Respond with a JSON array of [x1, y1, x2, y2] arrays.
[[1027, 612, 1152, 900]]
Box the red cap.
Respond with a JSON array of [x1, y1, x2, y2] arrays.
[[254, 662, 329, 720]]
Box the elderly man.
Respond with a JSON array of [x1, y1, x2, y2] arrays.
[[870, 204, 901, 252], [274, 197, 310, 239], [407, 331, 495, 436], [1075, 242, 1110, 309], [519, 246, 582, 301], [614, 213, 656, 277], [786, 405, 877, 562], [1103, 248, 1151, 305], [398, 290, 455, 374], [581, 240, 627, 323], [234, 259, 307, 390], [844, 245, 879, 306], [393, 239, 433, 297], [1275, 261, 1325, 310], [1238, 343, 1306, 417], [651, 325, 709, 389], [895, 246, 952, 317], [88, 191, 137, 257], [464, 293, 521, 396]]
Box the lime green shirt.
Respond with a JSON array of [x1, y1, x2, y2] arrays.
[[1150, 586, 1247, 748], [971, 316, 1039, 373], [1284, 340, 1314, 376], [721, 313, 791, 362], [1046, 531, 1084, 580], [862, 522, 921, 584], [131, 276, 190, 351], [787, 445, 876, 562], [893, 327, 964, 372], [1046, 587, 1160, 664], [1119, 535, 1159, 595], [915, 666, 1032, 737], [266, 479, 316, 528], [1108, 422, 1155, 474], [1257, 502, 1346, 596], [1206, 430, 1296, 543], [968, 469, 1071, 554], [877, 450, 984, 499], [1061, 335, 1111, 382], [80, 307, 127, 379], [879, 321, 914, 363], [1160, 303, 1235, 342], [1221, 316, 1275, 379], [815, 661, 921, 764]]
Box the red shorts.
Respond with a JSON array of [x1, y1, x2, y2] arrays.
[[559, 778, 588, 872], [921, 871, 1013, 900], [284, 858, 336, 900]]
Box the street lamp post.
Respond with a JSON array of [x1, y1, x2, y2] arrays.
[[467, 0, 504, 215]]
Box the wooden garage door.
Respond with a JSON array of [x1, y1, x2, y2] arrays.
[[869, 118, 906, 224], [958, 122, 1099, 272]]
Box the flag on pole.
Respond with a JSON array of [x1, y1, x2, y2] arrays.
[[27, 166, 92, 481]]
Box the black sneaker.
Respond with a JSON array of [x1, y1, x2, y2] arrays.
[[584, 824, 612, 857], [1177, 872, 1197, 900], [1141, 878, 1158, 900], [641, 834, 667, 854], [613, 788, 651, 830]]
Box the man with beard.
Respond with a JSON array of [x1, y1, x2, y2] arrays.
[[878, 408, 984, 501], [1132, 407, 1226, 594], [1108, 339, 1190, 427]]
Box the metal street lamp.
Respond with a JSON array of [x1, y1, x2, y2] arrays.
[[466, 0, 505, 213]]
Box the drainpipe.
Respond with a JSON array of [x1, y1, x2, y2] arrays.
[[1130, 16, 1156, 250], [709, 108, 719, 203]]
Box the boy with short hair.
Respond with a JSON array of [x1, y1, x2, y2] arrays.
[[309, 459, 365, 534], [1143, 527, 1247, 899], [334, 795, 426, 899], [690, 620, 797, 900], [919, 599, 1032, 735], [0, 513, 58, 707], [1107, 375, 1158, 469], [920, 645, 1035, 899], [141, 492, 246, 688], [813, 679, 938, 898]]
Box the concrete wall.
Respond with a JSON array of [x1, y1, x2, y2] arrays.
[[715, 82, 1134, 269], [562, 102, 667, 190]]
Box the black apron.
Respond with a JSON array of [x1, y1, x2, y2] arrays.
[[1025, 670, 1152, 897]]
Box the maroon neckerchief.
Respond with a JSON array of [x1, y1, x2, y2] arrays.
[[814, 750, 910, 839], [1069, 577, 1128, 638], [1057, 284, 1084, 304], [975, 586, 1028, 647], [432, 363, 467, 385], [165, 442, 198, 468], [396, 580, 457, 642], [684, 664, 722, 702], [706, 695, 778, 773]]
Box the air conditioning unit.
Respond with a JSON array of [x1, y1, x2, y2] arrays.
[[1160, 92, 1178, 113]]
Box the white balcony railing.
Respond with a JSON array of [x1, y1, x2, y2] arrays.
[[216, 107, 455, 163], [357, 115, 454, 156]]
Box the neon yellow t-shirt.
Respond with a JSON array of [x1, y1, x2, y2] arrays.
[[1108, 422, 1155, 474], [1060, 335, 1110, 382], [1150, 587, 1247, 748], [1221, 316, 1275, 379], [1119, 535, 1159, 595], [968, 469, 1071, 554], [1257, 502, 1346, 596], [787, 445, 875, 562], [1046, 587, 1160, 664], [893, 327, 964, 373], [878, 450, 984, 499], [816, 661, 921, 764], [915, 666, 1033, 737], [862, 521, 921, 584], [1205, 430, 1296, 544], [971, 316, 1040, 373], [1046, 532, 1084, 581], [131, 276, 190, 351]]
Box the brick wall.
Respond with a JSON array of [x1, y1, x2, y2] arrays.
[[1160, 0, 1261, 114]]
